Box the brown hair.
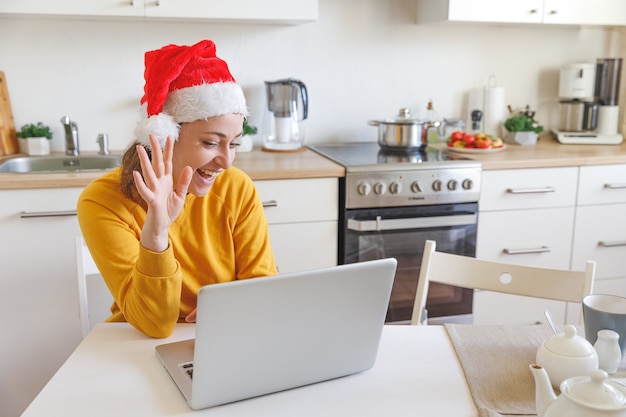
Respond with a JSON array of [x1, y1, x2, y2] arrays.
[[120, 141, 151, 207]]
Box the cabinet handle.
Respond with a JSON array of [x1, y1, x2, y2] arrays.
[[20, 210, 77, 218], [262, 200, 278, 208], [604, 183, 626, 189], [503, 246, 551, 255], [548, 10, 557, 15], [598, 240, 626, 248], [529, 9, 538, 14], [506, 187, 555, 194]]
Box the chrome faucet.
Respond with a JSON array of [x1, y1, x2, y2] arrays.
[[60, 116, 79, 155]]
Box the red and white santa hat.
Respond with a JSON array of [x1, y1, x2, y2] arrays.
[[134, 40, 248, 148]]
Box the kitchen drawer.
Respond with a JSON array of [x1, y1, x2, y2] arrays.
[[571, 204, 626, 279], [479, 167, 578, 211], [255, 178, 338, 224], [577, 164, 626, 206], [477, 207, 574, 269]]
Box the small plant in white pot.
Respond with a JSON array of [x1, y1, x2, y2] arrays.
[[17, 122, 53, 155], [504, 108, 543, 146]]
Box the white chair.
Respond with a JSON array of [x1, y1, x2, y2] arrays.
[[76, 236, 114, 338], [411, 240, 596, 325]]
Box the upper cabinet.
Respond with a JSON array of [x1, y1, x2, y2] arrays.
[[416, 0, 626, 26], [0, 0, 318, 24]]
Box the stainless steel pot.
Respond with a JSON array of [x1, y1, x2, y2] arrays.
[[369, 108, 440, 151]]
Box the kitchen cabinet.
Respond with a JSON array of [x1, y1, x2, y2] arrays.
[[570, 164, 626, 321], [0, 0, 318, 23], [416, 0, 626, 26], [474, 167, 578, 325], [255, 178, 338, 273], [0, 187, 84, 417]]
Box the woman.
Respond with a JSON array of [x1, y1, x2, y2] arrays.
[[77, 40, 277, 338]]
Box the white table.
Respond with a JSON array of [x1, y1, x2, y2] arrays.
[[21, 323, 477, 416]]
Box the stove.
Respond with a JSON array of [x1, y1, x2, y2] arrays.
[[309, 142, 483, 323], [309, 142, 482, 209]]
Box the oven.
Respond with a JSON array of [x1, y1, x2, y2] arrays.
[[309, 143, 482, 324]]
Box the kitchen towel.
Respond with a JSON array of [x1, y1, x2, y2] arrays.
[[445, 323, 626, 417]]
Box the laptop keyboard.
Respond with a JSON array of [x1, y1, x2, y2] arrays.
[[180, 362, 194, 380]]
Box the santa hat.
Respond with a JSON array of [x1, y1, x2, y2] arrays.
[[133, 40, 248, 148]]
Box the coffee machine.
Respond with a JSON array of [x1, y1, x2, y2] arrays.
[[261, 78, 308, 151], [553, 58, 623, 145]]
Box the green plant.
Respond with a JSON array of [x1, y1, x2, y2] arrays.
[[242, 119, 258, 136], [17, 122, 53, 139], [504, 113, 543, 134]]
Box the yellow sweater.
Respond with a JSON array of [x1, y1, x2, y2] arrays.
[[77, 166, 277, 338]]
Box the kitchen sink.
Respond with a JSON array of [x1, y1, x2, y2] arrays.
[[0, 154, 122, 173]]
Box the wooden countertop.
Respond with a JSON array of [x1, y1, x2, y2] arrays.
[[1, 136, 625, 190], [0, 148, 345, 190], [434, 135, 626, 170]]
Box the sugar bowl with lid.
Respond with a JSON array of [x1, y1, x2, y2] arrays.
[[536, 324, 599, 387]]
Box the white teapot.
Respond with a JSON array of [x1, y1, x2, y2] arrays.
[[530, 364, 626, 417], [536, 324, 599, 387]]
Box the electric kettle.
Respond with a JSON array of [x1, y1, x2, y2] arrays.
[[262, 78, 308, 151]]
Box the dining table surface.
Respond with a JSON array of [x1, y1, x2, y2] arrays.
[[22, 323, 478, 417], [20, 322, 626, 417]]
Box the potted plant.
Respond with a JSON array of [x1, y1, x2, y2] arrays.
[[17, 122, 53, 155], [238, 119, 258, 152], [503, 108, 543, 147]]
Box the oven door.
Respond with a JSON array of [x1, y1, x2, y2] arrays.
[[342, 203, 477, 323]]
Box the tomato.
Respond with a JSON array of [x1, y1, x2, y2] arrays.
[[450, 131, 465, 142], [475, 136, 493, 149], [462, 134, 476, 146]]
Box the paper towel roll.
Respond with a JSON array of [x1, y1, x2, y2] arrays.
[[482, 86, 505, 137]]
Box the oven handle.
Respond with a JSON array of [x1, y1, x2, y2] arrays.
[[347, 213, 477, 232]]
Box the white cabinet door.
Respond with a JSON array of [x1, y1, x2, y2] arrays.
[[417, 0, 544, 24], [448, 0, 544, 24], [0, 0, 318, 22], [0, 0, 143, 17], [146, 0, 318, 22], [543, 0, 626, 25], [0, 188, 84, 417], [417, 0, 626, 26], [269, 222, 337, 273], [255, 178, 338, 274]]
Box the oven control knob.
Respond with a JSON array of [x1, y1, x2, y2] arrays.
[[373, 182, 386, 195], [462, 179, 474, 190], [447, 179, 458, 191], [410, 181, 422, 193], [432, 180, 442, 192], [389, 182, 401, 194], [357, 183, 372, 196]]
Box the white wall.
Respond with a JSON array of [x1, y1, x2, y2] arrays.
[[0, 1, 620, 153]]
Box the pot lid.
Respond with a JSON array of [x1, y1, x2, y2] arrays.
[[369, 108, 422, 125], [562, 369, 626, 410], [544, 325, 596, 357]]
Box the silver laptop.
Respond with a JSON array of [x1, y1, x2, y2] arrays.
[[155, 258, 397, 410]]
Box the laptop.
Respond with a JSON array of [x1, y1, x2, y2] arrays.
[[155, 258, 397, 410]]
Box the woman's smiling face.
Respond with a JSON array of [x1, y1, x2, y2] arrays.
[[171, 113, 244, 196]]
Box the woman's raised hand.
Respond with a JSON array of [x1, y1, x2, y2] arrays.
[[133, 135, 193, 252]]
